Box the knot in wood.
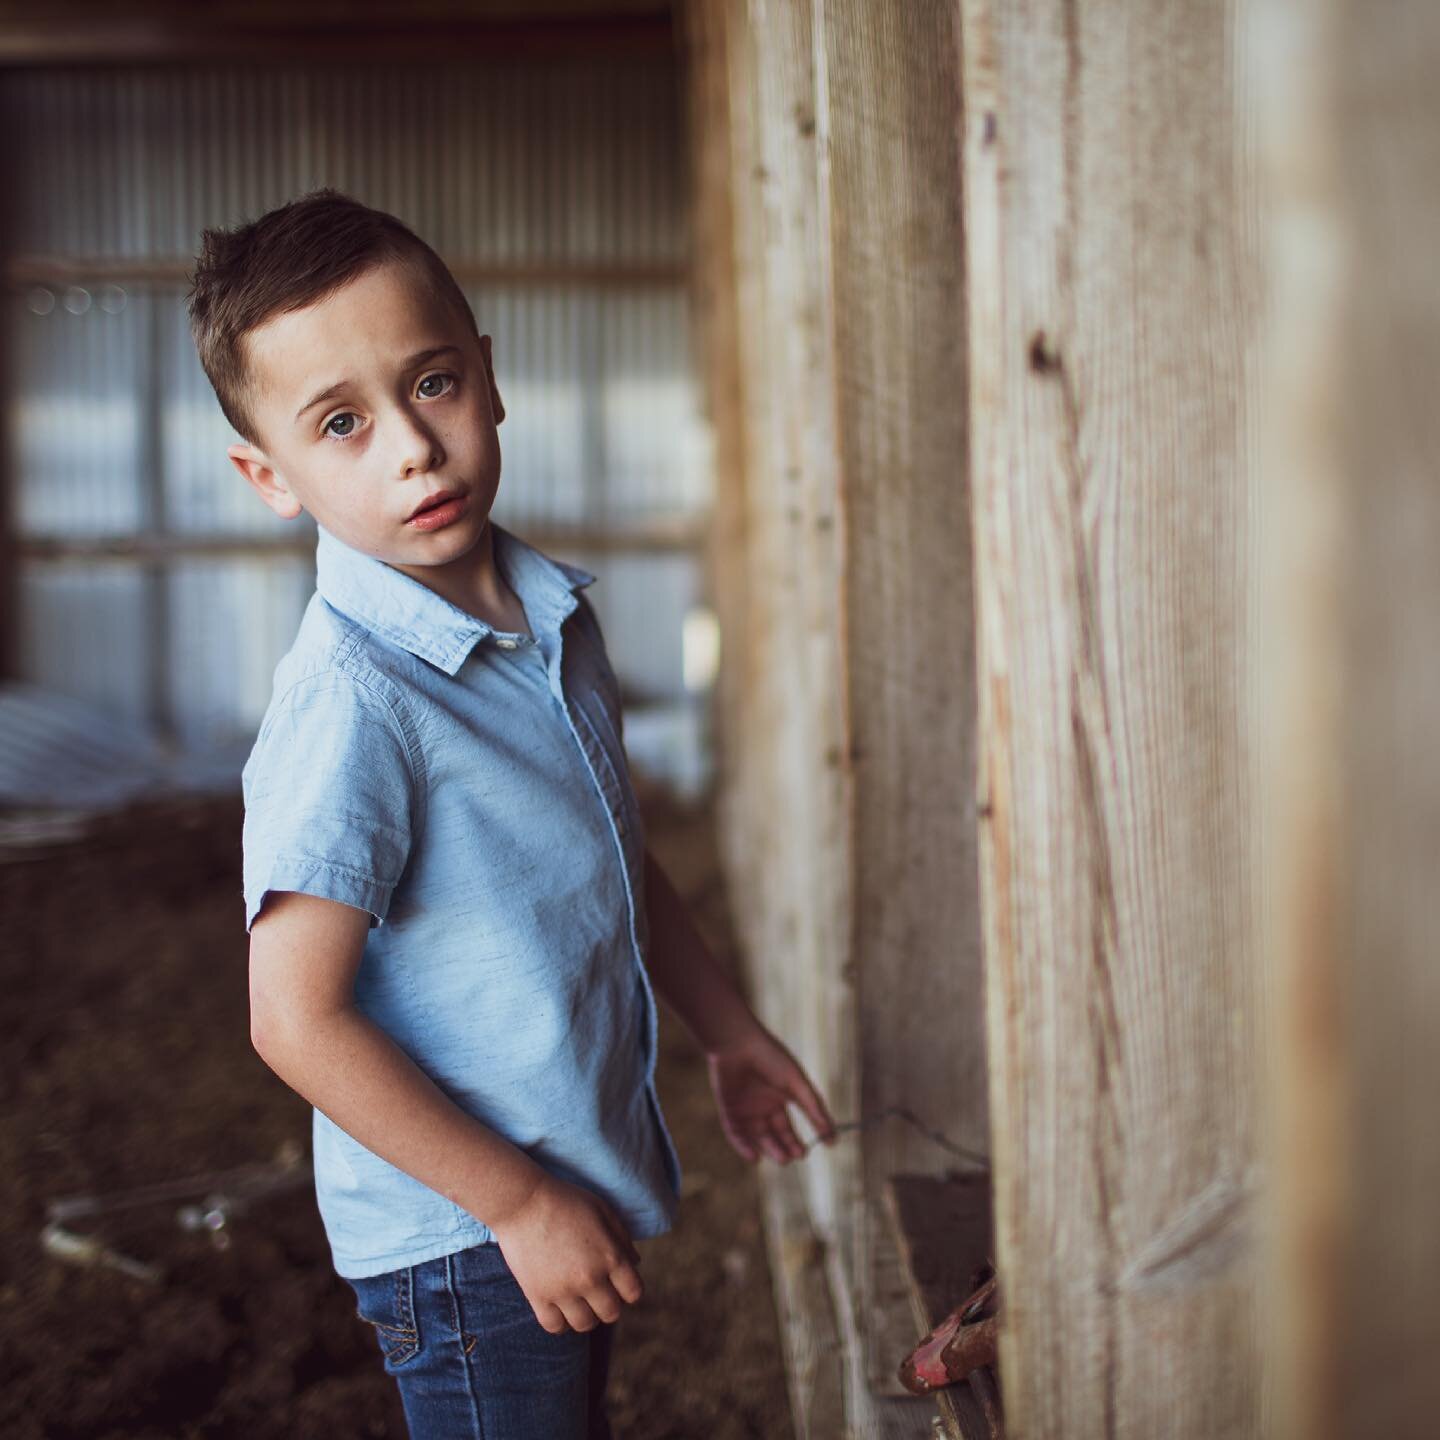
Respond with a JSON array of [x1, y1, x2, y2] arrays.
[[1029, 328, 1064, 375]]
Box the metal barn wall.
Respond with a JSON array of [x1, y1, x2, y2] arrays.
[[1, 55, 713, 790]]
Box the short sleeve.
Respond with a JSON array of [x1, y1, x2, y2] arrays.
[[241, 668, 419, 935]]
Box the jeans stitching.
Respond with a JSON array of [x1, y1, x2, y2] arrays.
[[391, 1261, 420, 1359], [397, 1267, 413, 1333], [370, 1267, 420, 1364], [446, 1251, 487, 1439]]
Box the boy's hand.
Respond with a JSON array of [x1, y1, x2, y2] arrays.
[[706, 1021, 838, 1164], [488, 1173, 645, 1335]]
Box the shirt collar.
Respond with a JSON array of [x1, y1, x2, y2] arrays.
[[314, 520, 596, 677]]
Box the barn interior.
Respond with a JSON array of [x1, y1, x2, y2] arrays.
[[3, 3, 1438, 1440], [1, 6, 793, 1438]]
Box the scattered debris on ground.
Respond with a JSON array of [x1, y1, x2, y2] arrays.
[[0, 780, 793, 1440]]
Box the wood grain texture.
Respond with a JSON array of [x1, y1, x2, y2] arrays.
[[759, 1156, 851, 1440], [701, 0, 869, 1397], [685, 0, 985, 1429], [816, 0, 986, 1397], [1255, 2, 1440, 1437], [962, 0, 1265, 1434], [884, 1174, 1001, 1440]]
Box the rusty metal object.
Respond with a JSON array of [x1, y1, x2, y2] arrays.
[[968, 1361, 1006, 1440], [899, 1260, 1001, 1396]]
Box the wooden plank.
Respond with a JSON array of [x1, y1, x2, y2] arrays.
[[689, 0, 986, 1418], [758, 1155, 849, 1440], [820, 1192, 949, 1440], [882, 1174, 1002, 1440], [1254, 1, 1440, 1437], [735, 0, 862, 1325], [815, 0, 985, 1397], [962, 0, 1265, 1434], [698, 0, 866, 1318], [676, 0, 750, 881]]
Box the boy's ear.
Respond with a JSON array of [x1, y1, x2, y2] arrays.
[[480, 334, 505, 425], [227, 443, 305, 521]]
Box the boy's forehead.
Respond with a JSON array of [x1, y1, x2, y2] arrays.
[[246, 260, 464, 412]]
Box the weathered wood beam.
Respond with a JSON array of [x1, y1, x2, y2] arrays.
[[1256, 1, 1440, 1437], [963, 0, 1265, 1433], [694, 0, 984, 1422], [883, 1174, 1003, 1440]]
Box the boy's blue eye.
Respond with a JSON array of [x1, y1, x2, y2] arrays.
[[321, 373, 455, 442], [418, 372, 455, 399]]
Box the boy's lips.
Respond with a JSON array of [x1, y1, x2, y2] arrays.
[[406, 488, 466, 521]]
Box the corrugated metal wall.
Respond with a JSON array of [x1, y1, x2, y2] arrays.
[[1, 57, 713, 789]]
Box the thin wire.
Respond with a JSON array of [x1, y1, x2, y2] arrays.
[[802, 1105, 990, 1169]]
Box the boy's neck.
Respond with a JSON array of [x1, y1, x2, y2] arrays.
[[388, 519, 530, 636]]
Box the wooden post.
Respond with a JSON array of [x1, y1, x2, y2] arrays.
[[1255, 1, 1440, 1437], [962, 0, 1265, 1434], [815, 0, 984, 1401], [685, 0, 985, 1433]]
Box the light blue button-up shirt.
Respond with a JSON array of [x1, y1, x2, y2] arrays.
[[240, 520, 682, 1278]]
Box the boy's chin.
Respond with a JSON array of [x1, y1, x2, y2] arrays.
[[399, 509, 491, 561]]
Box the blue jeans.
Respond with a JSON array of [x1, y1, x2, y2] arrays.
[[343, 1240, 616, 1440]]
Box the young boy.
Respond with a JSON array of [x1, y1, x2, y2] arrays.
[[186, 188, 836, 1439]]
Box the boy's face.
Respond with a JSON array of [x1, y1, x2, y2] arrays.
[[227, 256, 505, 579]]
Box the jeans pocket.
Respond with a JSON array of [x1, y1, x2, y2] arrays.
[[348, 1264, 421, 1369]]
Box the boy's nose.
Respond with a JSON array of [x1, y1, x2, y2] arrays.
[[395, 411, 444, 477]]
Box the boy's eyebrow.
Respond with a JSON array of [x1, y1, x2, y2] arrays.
[[293, 345, 465, 424]]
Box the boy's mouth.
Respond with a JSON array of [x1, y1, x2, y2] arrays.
[[406, 489, 471, 533], [407, 488, 466, 521]]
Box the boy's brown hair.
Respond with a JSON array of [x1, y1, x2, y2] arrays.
[[187, 187, 478, 449]]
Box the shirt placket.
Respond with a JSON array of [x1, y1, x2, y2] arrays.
[[536, 609, 680, 1191]]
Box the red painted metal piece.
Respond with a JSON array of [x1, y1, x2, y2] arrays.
[[898, 1265, 1001, 1395]]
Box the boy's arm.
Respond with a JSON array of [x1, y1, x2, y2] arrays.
[[640, 844, 762, 1053], [641, 845, 838, 1163], [249, 889, 644, 1335]]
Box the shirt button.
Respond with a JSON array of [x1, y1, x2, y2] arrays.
[[495, 637, 518, 649]]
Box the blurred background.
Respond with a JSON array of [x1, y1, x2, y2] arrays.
[[0, 5, 790, 1440], [0, 4, 716, 817], [6, 2, 1438, 1439]]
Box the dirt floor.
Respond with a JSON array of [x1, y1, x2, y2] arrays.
[[0, 780, 796, 1440]]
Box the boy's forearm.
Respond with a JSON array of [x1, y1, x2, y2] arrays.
[[254, 1005, 547, 1229], [641, 846, 762, 1054]]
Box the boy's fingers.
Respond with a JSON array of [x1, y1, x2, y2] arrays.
[[721, 1117, 757, 1162], [560, 1296, 602, 1333], [771, 1109, 806, 1160], [534, 1300, 570, 1335], [586, 1277, 627, 1324], [758, 1132, 787, 1164], [610, 1262, 645, 1305], [791, 1072, 836, 1141]]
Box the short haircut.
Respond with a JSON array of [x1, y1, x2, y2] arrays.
[[186, 187, 478, 448]]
